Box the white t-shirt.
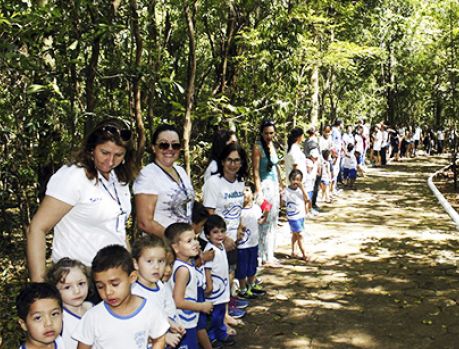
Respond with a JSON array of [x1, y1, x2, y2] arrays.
[[304, 159, 317, 192], [238, 204, 262, 249], [131, 281, 178, 324], [46, 165, 131, 266], [133, 162, 195, 228], [170, 259, 198, 329], [203, 160, 218, 183], [73, 298, 169, 349], [372, 130, 382, 151], [283, 187, 306, 221], [413, 127, 422, 141], [204, 242, 230, 305], [354, 134, 364, 154], [62, 305, 92, 349], [319, 136, 333, 151], [20, 336, 65, 349], [342, 133, 355, 147], [285, 143, 307, 180], [343, 150, 357, 170], [202, 175, 244, 241], [321, 161, 331, 182]]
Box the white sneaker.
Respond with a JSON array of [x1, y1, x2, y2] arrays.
[[311, 209, 320, 216]]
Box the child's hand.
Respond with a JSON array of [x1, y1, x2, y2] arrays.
[[201, 301, 214, 314], [165, 332, 182, 348], [169, 321, 186, 336], [237, 225, 245, 241], [202, 249, 215, 262], [223, 237, 236, 251]]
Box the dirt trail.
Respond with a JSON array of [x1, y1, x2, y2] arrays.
[[235, 155, 459, 349]]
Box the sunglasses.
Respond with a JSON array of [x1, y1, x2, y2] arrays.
[[100, 124, 132, 141], [157, 142, 181, 150]]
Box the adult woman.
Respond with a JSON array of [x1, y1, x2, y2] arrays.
[[134, 124, 195, 237], [252, 119, 283, 267], [27, 118, 138, 282], [203, 129, 237, 183]]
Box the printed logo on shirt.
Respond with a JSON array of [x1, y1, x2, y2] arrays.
[[207, 274, 228, 300], [223, 191, 244, 200], [237, 228, 250, 245], [223, 204, 242, 220], [135, 330, 147, 348], [286, 202, 299, 217], [89, 197, 103, 203]]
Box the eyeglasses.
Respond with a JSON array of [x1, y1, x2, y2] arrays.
[[157, 142, 181, 150], [100, 125, 132, 141], [225, 157, 241, 164]]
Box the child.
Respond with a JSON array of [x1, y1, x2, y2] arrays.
[[236, 182, 267, 299], [342, 143, 358, 189], [283, 169, 310, 262], [131, 235, 186, 348], [16, 282, 64, 349], [203, 215, 236, 346], [166, 223, 214, 349], [191, 202, 215, 349], [73, 245, 169, 349], [320, 150, 332, 203], [47, 258, 93, 349]]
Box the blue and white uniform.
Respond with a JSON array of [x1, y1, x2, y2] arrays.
[[283, 187, 306, 233], [20, 336, 65, 349]]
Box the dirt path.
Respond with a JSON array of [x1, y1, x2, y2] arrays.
[[235, 155, 459, 349]]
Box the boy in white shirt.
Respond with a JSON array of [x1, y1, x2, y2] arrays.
[[342, 143, 358, 189], [73, 245, 169, 349]]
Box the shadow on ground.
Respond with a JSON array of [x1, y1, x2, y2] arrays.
[[235, 156, 459, 349]]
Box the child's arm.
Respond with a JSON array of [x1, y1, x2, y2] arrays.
[[77, 343, 92, 349], [204, 268, 213, 296], [150, 334, 166, 349], [258, 211, 268, 225], [173, 267, 213, 314], [237, 224, 245, 242]]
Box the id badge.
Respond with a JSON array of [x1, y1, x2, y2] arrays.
[[116, 212, 127, 232], [186, 200, 193, 218]]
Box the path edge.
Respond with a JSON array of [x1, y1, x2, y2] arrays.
[[427, 164, 459, 229]]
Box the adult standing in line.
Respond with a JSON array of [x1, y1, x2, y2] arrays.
[[27, 118, 138, 281], [252, 119, 283, 267], [285, 127, 307, 180], [354, 125, 366, 176], [134, 124, 195, 237], [331, 119, 344, 191], [304, 127, 321, 214], [203, 129, 237, 183], [380, 124, 389, 166]]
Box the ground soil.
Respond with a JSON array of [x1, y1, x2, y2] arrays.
[[234, 154, 459, 349]]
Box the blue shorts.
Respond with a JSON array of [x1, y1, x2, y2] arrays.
[[356, 154, 364, 165], [236, 246, 258, 279], [177, 326, 198, 349], [343, 168, 357, 180], [208, 303, 228, 342], [288, 218, 304, 233], [196, 287, 207, 330], [307, 191, 313, 201]]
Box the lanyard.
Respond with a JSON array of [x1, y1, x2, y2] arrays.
[[99, 176, 125, 214], [154, 162, 190, 200]]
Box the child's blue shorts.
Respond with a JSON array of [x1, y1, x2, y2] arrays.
[[235, 246, 258, 279], [288, 218, 304, 233], [343, 168, 357, 180], [307, 191, 313, 201], [196, 287, 207, 330]]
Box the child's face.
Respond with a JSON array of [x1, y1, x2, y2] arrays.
[[56, 267, 88, 309], [93, 266, 136, 310], [207, 227, 226, 245], [289, 174, 302, 189], [243, 186, 253, 203], [172, 230, 200, 259], [19, 298, 62, 347], [134, 246, 166, 287]]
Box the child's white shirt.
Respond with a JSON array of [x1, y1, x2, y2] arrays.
[[62, 304, 92, 349], [283, 187, 306, 221], [131, 280, 179, 325], [343, 150, 357, 169], [354, 134, 364, 154], [20, 336, 65, 349], [304, 159, 317, 192], [321, 161, 331, 181], [72, 298, 169, 349], [169, 259, 199, 329], [204, 242, 230, 305], [195, 264, 206, 290], [238, 204, 262, 249]]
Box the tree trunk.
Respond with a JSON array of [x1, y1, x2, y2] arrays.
[[183, 0, 197, 176], [311, 63, 320, 127]]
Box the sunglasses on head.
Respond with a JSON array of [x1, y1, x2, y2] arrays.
[[157, 142, 181, 150], [100, 124, 132, 142]]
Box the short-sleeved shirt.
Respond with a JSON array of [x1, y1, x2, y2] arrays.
[[202, 175, 244, 241], [203, 160, 218, 183], [204, 242, 230, 305], [133, 162, 195, 228], [304, 159, 317, 192], [285, 143, 307, 180], [283, 187, 306, 221], [73, 298, 169, 349], [238, 204, 262, 249], [46, 165, 131, 266], [343, 150, 357, 170], [20, 336, 65, 349], [354, 134, 364, 154], [62, 305, 92, 349]]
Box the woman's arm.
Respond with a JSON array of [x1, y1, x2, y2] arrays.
[[27, 196, 73, 282], [252, 144, 262, 194], [135, 194, 166, 238]]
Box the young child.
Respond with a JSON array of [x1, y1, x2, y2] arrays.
[[236, 182, 267, 299], [283, 169, 310, 262], [203, 215, 235, 346], [73, 245, 169, 349], [342, 143, 358, 189], [166, 223, 214, 349], [131, 235, 186, 348], [191, 202, 215, 349], [320, 149, 332, 203], [47, 258, 93, 349], [16, 282, 64, 349]]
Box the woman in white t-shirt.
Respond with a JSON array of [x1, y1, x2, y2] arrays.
[[134, 124, 195, 237], [27, 118, 139, 282], [285, 127, 307, 181], [203, 129, 237, 183]]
